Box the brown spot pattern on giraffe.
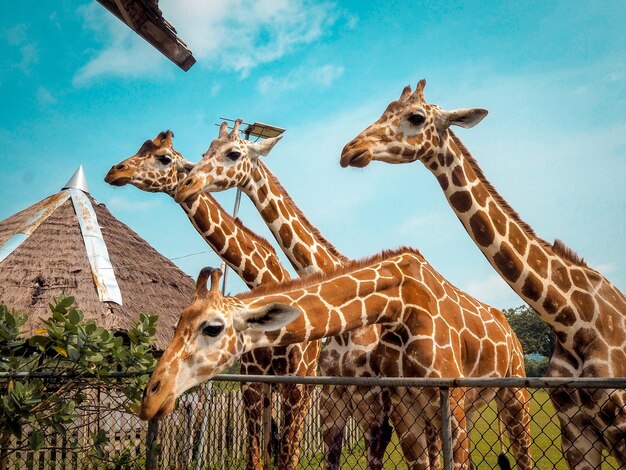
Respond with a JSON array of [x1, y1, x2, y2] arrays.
[[260, 200, 279, 224], [554, 307, 577, 327], [451, 165, 467, 186], [437, 174, 449, 190], [278, 224, 293, 248], [449, 190, 473, 212], [572, 291, 596, 322], [508, 222, 528, 255], [488, 202, 508, 236], [293, 220, 314, 246], [543, 286, 567, 315], [551, 259, 572, 293], [469, 211, 495, 247], [493, 242, 524, 283], [521, 272, 543, 302], [471, 184, 489, 207]]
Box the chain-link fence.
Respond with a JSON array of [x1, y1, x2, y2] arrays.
[[2, 374, 625, 469]]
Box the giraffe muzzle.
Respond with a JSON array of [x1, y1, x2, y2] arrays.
[[340, 146, 372, 168], [104, 165, 132, 186]]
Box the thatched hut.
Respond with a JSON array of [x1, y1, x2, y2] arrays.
[[0, 167, 194, 350]]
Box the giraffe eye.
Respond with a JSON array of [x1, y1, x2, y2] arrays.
[[157, 155, 172, 165], [408, 114, 426, 126], [226, 151, 242, 161], [201, 323, 224, 337]]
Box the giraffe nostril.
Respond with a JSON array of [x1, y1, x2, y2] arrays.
[[115, 164, 126, 171], [184, 178, 192, 186]]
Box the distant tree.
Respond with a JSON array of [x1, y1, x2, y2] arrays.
[[524, 357, 550, 377], [503, 305, 556, 358]]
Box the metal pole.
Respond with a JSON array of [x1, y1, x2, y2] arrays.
[[262, 382, 273, 469], [440, 387, 453, 470], [194, 383, 213, 470], [145, 419, 160, 470]]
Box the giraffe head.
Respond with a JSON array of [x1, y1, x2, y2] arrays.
[[139, 267, 300, 420], [174, 120, 282, 203], [340, 80, 488, 168], [104, 130, 195, 196]]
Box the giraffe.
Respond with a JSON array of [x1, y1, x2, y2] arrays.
[[175, 121, 395, 469], [340, 80, 626, 469], [139, 248, 533, 470], [174, 121, 532, 468], [103, 130, 319, 470]]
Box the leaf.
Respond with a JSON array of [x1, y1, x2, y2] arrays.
[[29, 430, 44, 451], [52, 346, 68, 358], [33, 329, 48, 335], [68, 309, 81, 325]]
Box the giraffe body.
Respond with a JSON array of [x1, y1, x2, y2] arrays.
[[175, 123, 532, 468], [104, 131, 319, 469], [340, 80, 626, 468], [141, 248, 532, 470]]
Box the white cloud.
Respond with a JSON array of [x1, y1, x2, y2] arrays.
[[258, 63, 344, 94], [36, 87, 56, 106], [210, 83, 222, 97], [394, 214, 444, 238], [74, 0, 338, 85], [106, 195, 160, 212], [2, 24, 39, 73], [595, 263, 617, 276], [73, 3, 166, 86]]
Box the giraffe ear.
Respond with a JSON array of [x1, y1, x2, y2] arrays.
[[234, 303, 301, 332], [247, 136, 283, 159], [438, 108, 489, 129], [182, 160, 196, 172]]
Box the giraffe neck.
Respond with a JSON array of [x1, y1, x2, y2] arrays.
[[428, 131, 590, 334], [425, 131, 626, 348], [175, 190, 289, 288], [241, 161, 348, 276], [240, 251, 416, 349]]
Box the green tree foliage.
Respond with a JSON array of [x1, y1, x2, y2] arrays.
[[524, 357, 550, 377], [503, 305, 556, 358], [0, 297, 157, 467]]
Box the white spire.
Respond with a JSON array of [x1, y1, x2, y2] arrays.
[[62, 165, 89, 193]]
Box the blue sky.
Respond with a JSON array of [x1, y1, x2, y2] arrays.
[[1, 0, 624, 309]]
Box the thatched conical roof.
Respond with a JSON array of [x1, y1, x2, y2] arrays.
[[0, 167, 194, 350]]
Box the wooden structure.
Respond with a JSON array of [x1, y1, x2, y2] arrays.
[[96, 0, 195, 71]]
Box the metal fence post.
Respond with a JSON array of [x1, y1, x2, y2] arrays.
[[440, 387, 453, 470], [146, 419, 160, 470], [262, 382, 273, 469], [195, 383, 213, 470]]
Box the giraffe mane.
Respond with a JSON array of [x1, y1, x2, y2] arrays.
[[237, 246, 422, 300], [260, 161, 350, 263], [448, 131, 587, 267], [552, 239, 586, 266]]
